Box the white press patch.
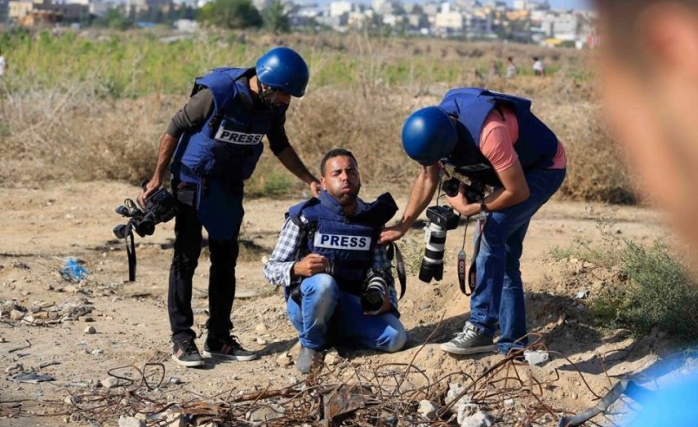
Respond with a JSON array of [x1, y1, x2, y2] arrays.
[[214, 128, 263, 145], [314, 233, 371, 251]]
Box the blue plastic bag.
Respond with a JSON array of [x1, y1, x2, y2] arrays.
[[61, 257, 88, 281]]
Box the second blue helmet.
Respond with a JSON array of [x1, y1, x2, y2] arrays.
[[401, 107, 458, 166], [255, 47, 309, 98]]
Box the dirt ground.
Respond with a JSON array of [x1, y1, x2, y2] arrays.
[[0, 181, 687, 427]]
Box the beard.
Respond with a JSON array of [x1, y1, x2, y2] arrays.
[[333, 183, 360, 206]]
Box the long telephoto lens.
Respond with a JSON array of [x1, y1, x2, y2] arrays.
[[419, 223, 447, 283]]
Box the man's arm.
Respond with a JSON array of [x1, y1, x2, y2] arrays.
[[138, 133, 179, 206], [264, 217, 328, 287], [264, 218, 303, 287], [138, 89, 214, 205], [378, 164, 440, 244], [275, 146, 321, 195], [446, 161, 529, 217]]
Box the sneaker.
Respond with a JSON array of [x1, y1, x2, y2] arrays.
[[440, 322, 496, 355], [296, 346, 323, 374], [172, 339, 205, 368], [203, 336, 258, 361]]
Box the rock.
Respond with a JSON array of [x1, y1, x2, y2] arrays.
[[418, 400, 438, 419], [118, 415, 145, 427], [276, 353, 293, 367], [524, 350, 550, 366], [5, 363, 23, 374], [256, 338, 267, 345], [84, 326, 96, 334], [254, 323, 268, 333], [101, 377, 119, 389], [325, 350, 341, 366], [247, 406, 281, 422], [10, 309, 25, 320]]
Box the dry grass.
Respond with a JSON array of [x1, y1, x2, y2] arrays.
[[0, 30, 636, 204]]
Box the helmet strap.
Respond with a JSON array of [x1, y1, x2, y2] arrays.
[[256, 79, 278, 108]]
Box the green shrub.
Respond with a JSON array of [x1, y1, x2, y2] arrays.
[[591, 240, 698, 339]]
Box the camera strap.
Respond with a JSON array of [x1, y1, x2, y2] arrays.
[[459, 203, 488, 295], [387, 242, 406, 300]]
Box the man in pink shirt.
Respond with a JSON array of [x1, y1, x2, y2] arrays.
[[380, 88, 566, 356]]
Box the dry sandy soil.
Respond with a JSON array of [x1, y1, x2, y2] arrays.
[[0, 181, 688, 427]]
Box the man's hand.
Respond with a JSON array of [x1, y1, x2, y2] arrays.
[[137, 178, 162, 209], [378, 224, 406, 245], [292, 253, 329, 277], [363, 289, 392, 316]]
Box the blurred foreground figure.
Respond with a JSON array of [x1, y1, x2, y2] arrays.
[[595, 1, 698, 426]]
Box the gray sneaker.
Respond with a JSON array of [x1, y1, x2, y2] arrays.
[[440, 322, 496, 355], [296, 346, 323, 374]]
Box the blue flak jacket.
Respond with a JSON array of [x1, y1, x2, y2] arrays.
[[170, 68, 288, 240], [287, 191, 398, 297], [439, 88, 559, 187]]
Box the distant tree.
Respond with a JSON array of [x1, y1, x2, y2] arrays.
[[197, 0, 262, 29], [93, 8, 133, 30], [262, 0, 290, 34]]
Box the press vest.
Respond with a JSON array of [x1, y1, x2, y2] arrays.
[[287, 191, 398, 296], [170, 67, 288, 240], [439, 88, 559, 186]]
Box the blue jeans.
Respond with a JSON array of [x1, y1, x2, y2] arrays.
[[469, 168, 566, 354], [287, 273, 408, 352]]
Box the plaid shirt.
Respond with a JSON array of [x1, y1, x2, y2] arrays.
[[263, 215, 399, 309]]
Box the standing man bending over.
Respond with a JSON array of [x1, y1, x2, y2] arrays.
[[139, 47, 320, 368]]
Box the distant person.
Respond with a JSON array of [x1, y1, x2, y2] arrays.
[[0, 52, 6, 78], [594, 1, 698, 426], [532, 57, 545, 76], [488, 60, 501, 78], [506, 56, 518, 79], [264, 149, 407, 374], [138, 47, 320, 368]]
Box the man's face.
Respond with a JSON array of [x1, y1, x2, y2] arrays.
[[321, 155, 361, 206], [261, 85, 292, 106]]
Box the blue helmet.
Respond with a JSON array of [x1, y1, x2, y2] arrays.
[[401, 107, 458, 166], [255, 47, 309, 97]]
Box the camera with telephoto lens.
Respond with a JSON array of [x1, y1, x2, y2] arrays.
[[442, 178, 486, 203], [419, 205, 460, 283], [361, 268, 390, 313], [113, 186, 178, 239]]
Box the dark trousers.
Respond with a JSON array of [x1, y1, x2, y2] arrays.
[[168, 193, 240, 343]]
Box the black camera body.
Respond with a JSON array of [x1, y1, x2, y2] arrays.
[[442, 177, 486, 204], [114, 187, 178, 239], [361, 268, 389, 313], [419, 206, 460, 283]]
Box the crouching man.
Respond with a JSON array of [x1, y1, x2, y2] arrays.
[[264, 149, 408, 373]]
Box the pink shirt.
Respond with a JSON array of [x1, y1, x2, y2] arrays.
[[479, 105, 566, 172]]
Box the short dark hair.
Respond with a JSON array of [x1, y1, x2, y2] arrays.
[[320, 149, 358, 176]]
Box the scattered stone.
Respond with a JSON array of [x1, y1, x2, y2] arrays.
[[254, 323, 268, 333], [324, 350, 341, 366], [524, 350, 550, 366], [255, 337, 267, 345], [10, 310, 25, 320], [0, 337, 6, 343], [84, 326, 96, 334], [247, 406, 281, 422], [5, 363, 24, 374], [276, 353, 293, 367], [91, 349, 103, 356], [168, 377, 182, 385], [79, 316, 94, 322], [418, 400, 438, 419], [118, 415, 145, 427], [101, 377, 119, 389]]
